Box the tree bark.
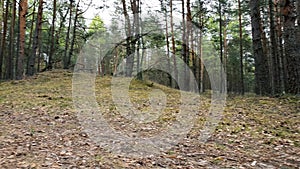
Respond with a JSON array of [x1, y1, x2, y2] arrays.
[[0, 0, 9, 79], [27, 0, 43, 76], [196, 1, 205, 93], [186, 0, 192, 91], [0, 0, 3, 43], [250, 0, 271, 95], [219, 0, 224, 93], [170, 0, 178, 86], [6, 0, 17, 79], [181, 0, 189, 91], [238, 0, 244, 95], [55, 8, 70, 68], [297, 0, 300, 94], [282, 0, 299, 94], [161, 0, 172, 86], [132, 0, 142, 80], [199, 31, 204, 93], [269, 0, 281, 95], [122, 0, 134, 77], [63, 0, 73, 69], [68, 0, 80, 69], [276, 2, 286, 93], [16, 0, 28, 80], [48, 0, 57, 70], [26, 0, 36, 72]]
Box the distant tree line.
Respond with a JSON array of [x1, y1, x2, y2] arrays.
[[0, 0, 299, 96], [0, 0, 92, 80]]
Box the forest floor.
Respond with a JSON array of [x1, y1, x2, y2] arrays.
[[0, 70, 299, 169]]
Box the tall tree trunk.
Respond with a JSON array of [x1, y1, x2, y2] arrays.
[[48, 0, 56, 70], [0, 0, 3, 43], [26, 0, 36, 72], [269, 0, 281, 95], [16, 0, 28, 80], [260, 19, 270, 88], [37, 37, 42, 72], [196, 1, 205, 93], [219, 0, 224, 93], [170, 0, 178, 87], [122, 0, 134, 77], [186, 0, 192, 91], [161, 0, 172, 86], [297, 0, 300, 94], [276, 2, 286, 93], [63, 0, 73, 69], [181, 0, 189, 91], [298, 0, 300, 48], [195, 28, 200, 91], [191, 18, 196, 91], [0, 0, 9, 79], [297, 0, 300, 90], [68, 0, 80, 69], [54, 8, 69, 69], [129, 0, 137, 77], [250, 0, 271, 95], [132, 0, 142, 80], [6, 0, 16, 79], [27, 0, 43, 76], [238, 0, 244, 95], [282, 0, 299, 94], [223, 15, 229, 92], [199, 30, 204, 92], [140, 3, 146, 80]]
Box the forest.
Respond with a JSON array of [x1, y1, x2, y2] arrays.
[[0, 0, 298, 95], [0, 0, 299, 168]]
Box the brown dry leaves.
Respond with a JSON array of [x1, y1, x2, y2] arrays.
[[0, 70, 299, 168]]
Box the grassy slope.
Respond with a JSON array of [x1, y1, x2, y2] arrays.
[[0, 70, 299, 168]]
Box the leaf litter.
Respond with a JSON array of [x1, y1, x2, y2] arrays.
[[0, 70, 299, 168]]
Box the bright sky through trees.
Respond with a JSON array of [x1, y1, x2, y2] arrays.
[[84, 0, 163, 26]]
